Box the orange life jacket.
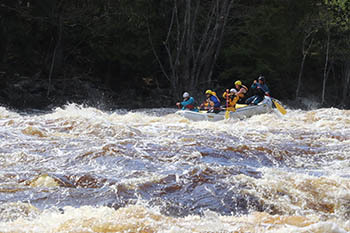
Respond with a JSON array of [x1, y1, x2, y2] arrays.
[[223, 92, 238, 107]]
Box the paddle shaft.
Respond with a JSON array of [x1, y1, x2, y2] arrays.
[[225, 90, 230, 119], [226, 90, 229, 109]]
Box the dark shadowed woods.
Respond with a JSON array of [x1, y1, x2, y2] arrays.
[[0, 0, 349, 110]]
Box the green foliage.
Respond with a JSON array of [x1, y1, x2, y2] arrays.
[[324, 0, 350, 29]]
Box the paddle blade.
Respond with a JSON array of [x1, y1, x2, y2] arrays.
[[272, 99, 287, 115], [225, 110, 230, 119]]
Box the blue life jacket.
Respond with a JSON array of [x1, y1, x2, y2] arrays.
[[210, 95, 221, 108]]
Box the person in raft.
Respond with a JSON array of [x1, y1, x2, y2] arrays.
[[245, 75, 270, 105], [232, 80, 249, 104], [176, 92, 196, 110], [202, 89, 221, 113], [222, 88, 237, 109]]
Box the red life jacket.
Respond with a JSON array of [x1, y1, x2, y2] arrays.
[[185, 104, 194, 110]]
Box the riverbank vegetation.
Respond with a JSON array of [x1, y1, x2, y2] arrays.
[[0, 0, 349, 109]]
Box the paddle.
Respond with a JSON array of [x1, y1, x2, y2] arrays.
[[225, 90, 230, 119], [271, 98, 287, 115]]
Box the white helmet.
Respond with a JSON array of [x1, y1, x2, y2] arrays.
[[183, 92, 190, 98], [230, 88, 237, 93]]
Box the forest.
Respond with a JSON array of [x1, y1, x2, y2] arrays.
[[0, 0, 349, 110]]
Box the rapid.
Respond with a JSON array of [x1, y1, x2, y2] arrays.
[[0, 104, 350, 233]]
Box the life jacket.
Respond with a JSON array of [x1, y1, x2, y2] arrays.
[[209, 95, 221, 107], [184, 104, 194, 110], [223, 92, 237, 108], [231, 95, 240, 107], [181, 96, 195, 110], [211, 92, 220, 102]]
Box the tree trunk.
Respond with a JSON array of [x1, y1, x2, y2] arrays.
[[296, 33, 314, 98], [321, 30, 330, 105], [47, 16, 63, 97], [0, 18, 8, 63], [341, 60, 350, 107], [148, 0, 234, 100], [296, 55, 306, 98]]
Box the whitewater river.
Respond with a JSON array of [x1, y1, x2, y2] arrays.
[[0, 104, 350, 232]]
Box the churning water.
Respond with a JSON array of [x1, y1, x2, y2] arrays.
[[0, 104, 350, 232]]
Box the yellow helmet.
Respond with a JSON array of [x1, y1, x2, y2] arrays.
[[234, 80, 242, 86], [205, 90, 212, 95]]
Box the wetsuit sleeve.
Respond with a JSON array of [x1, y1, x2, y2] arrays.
[[263, 85, 270, 95], [251, 83, 258, 89], [258, 84, 270, 95]]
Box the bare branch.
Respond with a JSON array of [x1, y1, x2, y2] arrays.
[[146, 20, 171, 84]]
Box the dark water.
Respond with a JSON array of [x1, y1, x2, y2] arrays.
[[0, 104, 350, 232]]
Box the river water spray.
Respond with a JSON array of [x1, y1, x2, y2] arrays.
[[0, 104, 350, 232]]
